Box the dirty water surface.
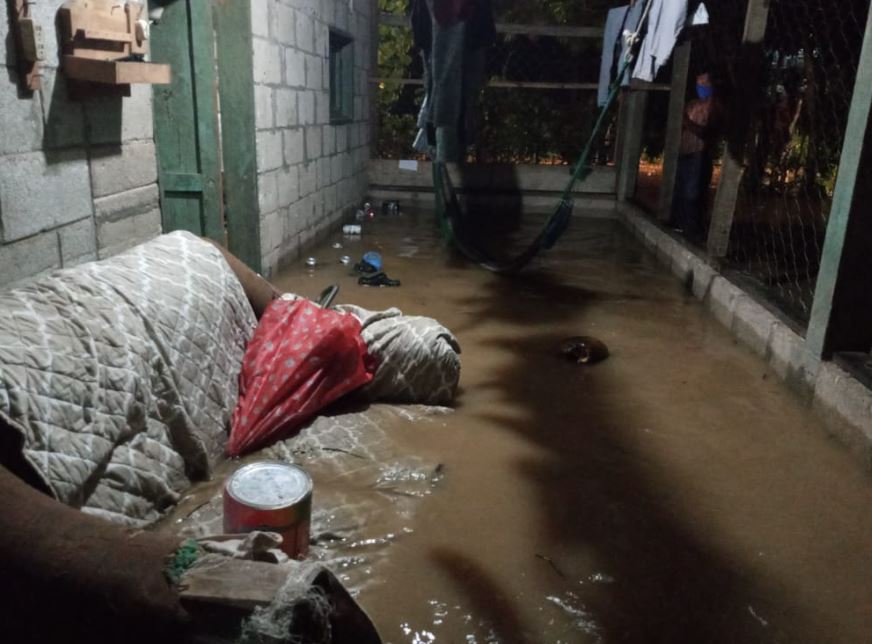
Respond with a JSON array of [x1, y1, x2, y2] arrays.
[[171, 211, 872, 643]]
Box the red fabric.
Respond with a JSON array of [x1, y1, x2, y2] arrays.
[[228, 299, 375, 456], [433, 0, 475, 26]]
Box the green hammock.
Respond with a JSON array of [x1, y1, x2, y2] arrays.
[[434, 0, 654, 273]]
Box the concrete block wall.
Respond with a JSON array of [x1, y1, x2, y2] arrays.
[[252, 0, 374, 276], [0, 3, 161, 288]]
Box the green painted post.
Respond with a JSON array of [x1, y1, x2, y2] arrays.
[[213, 0, 262, 273], [658, 41, 691, 222], [805, 6, 872, 358], [706, 0, 771, 257], [616, 89, 648, 202]]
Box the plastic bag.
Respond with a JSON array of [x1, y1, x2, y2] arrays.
[[228, 299, 375, 456]]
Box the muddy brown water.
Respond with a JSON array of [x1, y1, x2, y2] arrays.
[[166, 211, 872, 643]]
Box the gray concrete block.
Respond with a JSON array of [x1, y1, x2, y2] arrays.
[[94, 184, 160, 222], [97, 207, 161, 259], [260, 209, 282, 253], [283, 128, 304, 165], [84, 84, 153, 145], [296, 12, 315, 53], [768, 322, 816, 386], [39, 67, 87, 149], [349, 122, 361, 148], [90, 141, 158, 198], [0, 70, 45, 155], [275, 88, 298, 127], [314, 20, 328, 58], [58, 217, 97, 267], [284, 48, 307, 87], [256, 130, 284, 172], [335, 125, 348, 152], [251, 0, 271, 38], [275, 3, 296, 46], [731, 295, 775, 357], [331, 154, 344, 184], [317, 157, 332, 189], [277, 165, 300, 208], [255, 85, 274, 130], [0, 149, 92, 241], [305, 126, 322, 160], [299, 162, 317, 197], [708, 276, 742, 329], [298, 90, 315, 125], [323, 125, 336, 155], [690, 261, 716, 300], [0, 231, 61, 288], [305, 54, 322, 90], [253, 37, 282, 85], [258, 170, 279, 213], [316, 91, 329, 124]]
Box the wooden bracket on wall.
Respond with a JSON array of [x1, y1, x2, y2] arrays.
[[59, 0, 171, 88], [11, 0, 44, 91]]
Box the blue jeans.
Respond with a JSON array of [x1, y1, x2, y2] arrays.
[[672, 152, 713, 241]]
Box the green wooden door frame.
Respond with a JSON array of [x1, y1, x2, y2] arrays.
[[213, 0, 262, 273], [151, 0, 224, 242], [805, 6, 872, 358]]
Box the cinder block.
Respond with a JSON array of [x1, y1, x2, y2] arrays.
[[283, 128, 304, 165], [258, 170, 279, 213], [97, 208, 161, 259], [260, 209, 282, 252], [89, 141, 158, 198], [85, 83, 153, 145], [251, 0, 270, 38], [277, 165, 300, 207], [255, 85, 274, 130], [708, 276, 742, 329], [275, 88, 298, 127], [299, 162, 317, 196], [335, 125, 348, 152], [690, 261, 716, 300], [334, 3, 350, 31], [0, 231, 61, 288], [275, 3, 296, 46], [94, 184, 160, 222], [323, 125, 336, 155], [58, 217, 97, 267], [331, 154, 343, 184], [256, 130, 284, 172], [284, 49, 307, 87], [39, 68, 87, 149], [731, 295, 775, 357], [1, 70, 45, 155], [317, 157, 332, 189], [253, 38, 282, 85], [315, 91, 329, 124], [349, 122, 361, 148], [298, 91, 316, 125], [305, 126, 322, 161], [768, 322, 813, 384], [314, 23, 328, 58], [0, 150, 92, 242], [295, 12, 315, 53], [305, 55, 322, 90]]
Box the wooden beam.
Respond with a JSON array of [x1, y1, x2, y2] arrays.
[[805, 6, 872, 357], [706, 0, 771, 257], [658, 40, 692, 222], [62, 56, 171, 84], [378, 12, 603, 39], [616, 89, 648, 202]]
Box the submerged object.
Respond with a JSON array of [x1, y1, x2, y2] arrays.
[[223, 462, 313, 559], [558, 336, 609, 365]]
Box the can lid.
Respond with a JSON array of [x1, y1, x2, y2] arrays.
[[227, 462, 313, 510]]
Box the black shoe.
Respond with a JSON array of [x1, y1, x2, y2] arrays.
[[358, 272, 401, 287]]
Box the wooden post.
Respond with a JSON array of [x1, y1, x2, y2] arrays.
[[616, 89, 648, 202], [705, 0, 771, 257], [213, 0, 263, 273], [805, 6, 872, 358], [658, 40, 691, 221]]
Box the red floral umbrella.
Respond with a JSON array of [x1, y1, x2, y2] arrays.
[[227, 298, 375, 456]]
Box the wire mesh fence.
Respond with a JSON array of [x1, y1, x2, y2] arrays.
[[696, 0, 869, 324], [375, 5, 619, 165]]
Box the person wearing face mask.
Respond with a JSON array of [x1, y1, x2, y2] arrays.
[[671, 71, 722, 240]]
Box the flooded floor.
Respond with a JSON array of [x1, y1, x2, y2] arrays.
[[185, 211, 872, 643]]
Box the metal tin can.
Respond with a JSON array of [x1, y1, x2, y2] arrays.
[[305, 257, 317, 268], [223, 462, 313, 559]]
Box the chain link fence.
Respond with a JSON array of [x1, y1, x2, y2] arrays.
[[662, 0, 870, 325], [375, 5, 617, 166]]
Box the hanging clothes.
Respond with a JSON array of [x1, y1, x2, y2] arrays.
[[411, 0, 495, 162], [597, 2, 644, 107], [632, 0, 689, 82]]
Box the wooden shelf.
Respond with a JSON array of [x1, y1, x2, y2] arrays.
[[63, 56, 171, 85]]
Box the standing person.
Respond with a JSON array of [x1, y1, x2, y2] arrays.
[[672, 72, 721, 240]]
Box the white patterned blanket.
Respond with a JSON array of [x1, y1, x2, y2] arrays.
[[0, 232, 256, 526]]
